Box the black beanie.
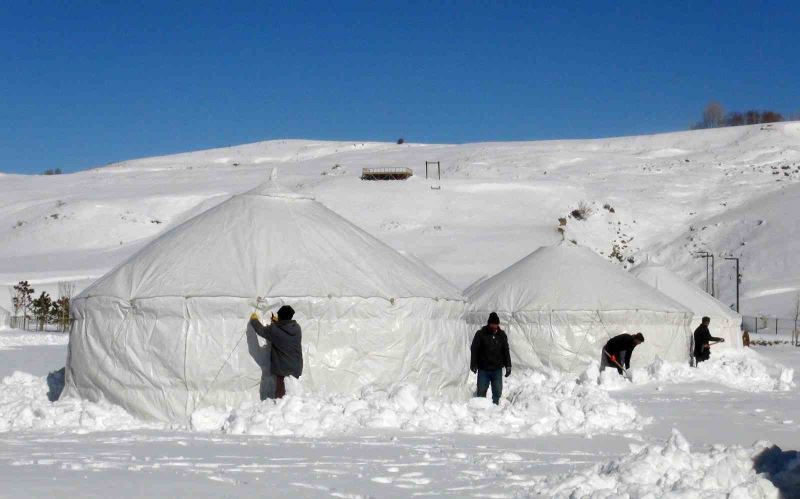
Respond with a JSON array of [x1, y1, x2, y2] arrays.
[[277, 305, 295, 321], [487, 312, 500, 325], [634, 332, 645, 342]]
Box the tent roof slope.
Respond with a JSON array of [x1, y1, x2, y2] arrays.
[[630, 263, 740, 320], [466, 242, 691, 314], [79, 181, 464, 302]]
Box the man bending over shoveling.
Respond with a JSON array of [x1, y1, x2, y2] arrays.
[[250, 305, 303, 399], [601, 332, 645, 375], [693, 316, 724, 365]]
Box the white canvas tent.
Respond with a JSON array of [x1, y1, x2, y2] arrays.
[[65, 178, 469, 422], [630, 262, 743, 349], [0, 306, 9, 330], [465, 242, 693, 373]]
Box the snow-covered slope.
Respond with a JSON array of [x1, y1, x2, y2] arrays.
[[2, 123, 799, 318]]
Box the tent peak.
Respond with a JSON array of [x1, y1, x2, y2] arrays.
[[244, 169, 314, 200]]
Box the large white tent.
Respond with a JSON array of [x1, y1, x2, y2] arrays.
[[631, 262, 743, 349], [65, 179, 469, 422], [465, 242, 693, 373], [0, 306, 9, 330]]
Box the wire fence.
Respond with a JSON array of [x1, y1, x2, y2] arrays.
[[742, 315, 800, 345], [9, 315, 72, 333]]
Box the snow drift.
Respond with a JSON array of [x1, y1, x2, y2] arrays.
[[3, 369, 644, 438], [65, 178, 470, 423], [584, 349, 795, 392], [0, 371, 159, 432], [525, 429, 798, 499], [189, 370, 645, 437]]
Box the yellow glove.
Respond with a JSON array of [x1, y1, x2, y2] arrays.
[[250, 312, 259, 321], [271, 313, 278, 323]]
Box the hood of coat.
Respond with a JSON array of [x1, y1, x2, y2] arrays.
[[274, 320, 300, 335]]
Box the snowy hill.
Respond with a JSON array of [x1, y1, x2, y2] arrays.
[[1, 122, 799, 319]]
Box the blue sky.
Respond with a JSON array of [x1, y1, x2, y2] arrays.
[[1, 1, 798, 174]]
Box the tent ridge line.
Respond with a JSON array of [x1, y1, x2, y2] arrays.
[[75, 293, 466, 304], [467, 308, 692, 314]]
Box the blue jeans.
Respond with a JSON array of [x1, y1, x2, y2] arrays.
[[476, 368, 503, 405]]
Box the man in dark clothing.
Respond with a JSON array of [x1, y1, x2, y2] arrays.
[[601, 332, 645, 375], [693, 316, 724, 365], [470, 312, 511, 405], [250, 305, 303, 399]]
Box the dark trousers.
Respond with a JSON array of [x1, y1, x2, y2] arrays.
[[275, 375, 286, 399], [476, 368, 503, 405]]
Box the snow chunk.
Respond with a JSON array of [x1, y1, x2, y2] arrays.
[[525, 430, 791, 498], [197, 370, 646, 438]]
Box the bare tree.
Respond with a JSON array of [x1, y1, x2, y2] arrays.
[[57, 281, 76, 332], [702, 101, 725, 128]]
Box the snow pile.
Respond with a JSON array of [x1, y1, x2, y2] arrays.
[[526, 430, 786, 499], [586, 350, 794, 392], [191, 370, 645, 437], [0, 371, 160, 432], [0, 331, 70, 350]]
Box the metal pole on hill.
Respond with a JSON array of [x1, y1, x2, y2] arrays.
[[710, 254, 715, 297], [724, 257, 741, 313]]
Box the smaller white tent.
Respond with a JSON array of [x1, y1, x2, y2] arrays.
[[465, 242, 693, 373], [0, 306, 9, 330], [631, 262, 743, 349]]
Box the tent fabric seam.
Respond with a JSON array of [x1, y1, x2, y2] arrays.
[[76, 294, 466, 303]]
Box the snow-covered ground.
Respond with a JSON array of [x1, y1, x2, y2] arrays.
[[2, 124, 800, 497], [1, 330, 799, 498]]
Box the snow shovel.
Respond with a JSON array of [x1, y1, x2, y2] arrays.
[[603, 350, 632, 381]]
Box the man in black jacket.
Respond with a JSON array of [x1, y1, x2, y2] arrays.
[[693, 316, 724, 365], [601, 332, 644, 375], [250, 305, 303, 399], [470, 312, 511, 405]]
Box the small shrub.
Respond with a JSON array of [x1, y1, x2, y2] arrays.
[[570, 201, 593, 221]]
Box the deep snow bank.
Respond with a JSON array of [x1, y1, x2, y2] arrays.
[[2, 369, 642, 436], [525, 430, 798, 499], [584, 349, 794, 392], [0, 371, 160, 432], [191, 370, 645, 437]]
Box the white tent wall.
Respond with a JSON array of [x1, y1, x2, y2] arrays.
[[0, 306, 9, 329], [630, 263, 743, 350], [466, 310, 691, 373], [68, 295, 469, 422]]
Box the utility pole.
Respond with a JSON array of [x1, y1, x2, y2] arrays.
[[724, 257, 741, 313], [694, 251, 713, 296], [710, 253, 715, 297]]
